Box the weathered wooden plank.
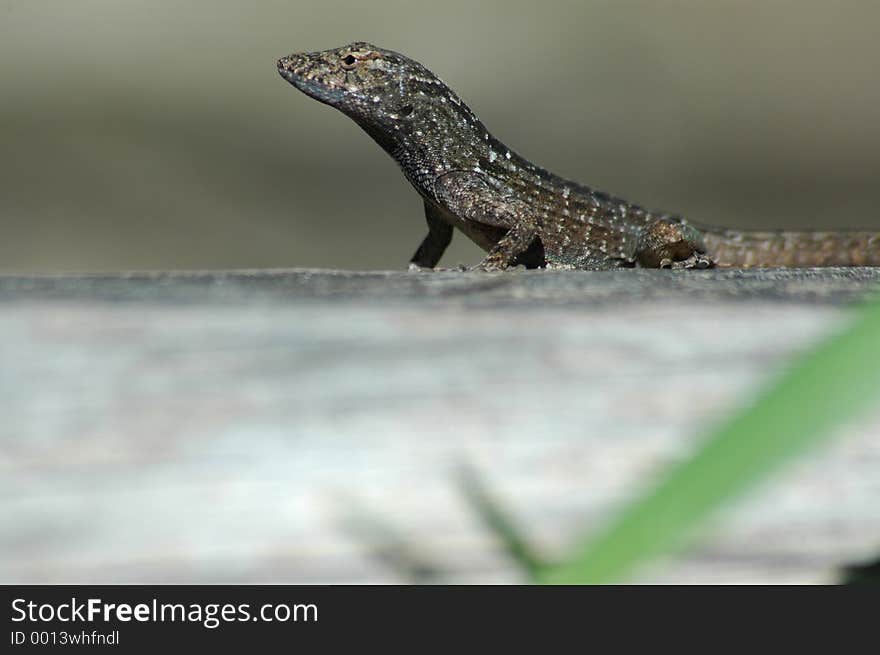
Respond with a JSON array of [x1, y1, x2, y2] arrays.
[[1, 268, 879, 583]]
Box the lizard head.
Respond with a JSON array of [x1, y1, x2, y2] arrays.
[[277, 42, 488, 179], [277, 42, 436, 120]]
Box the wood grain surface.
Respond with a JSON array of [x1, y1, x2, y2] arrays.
[[2, 268, 879, 583]]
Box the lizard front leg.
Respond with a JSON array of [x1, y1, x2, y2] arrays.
[[478, 221, 540, 271], [434, 171, 539, 271], [409, 200, 453, 270]]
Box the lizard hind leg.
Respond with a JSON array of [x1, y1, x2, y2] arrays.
[[636, 219, 715, 269]]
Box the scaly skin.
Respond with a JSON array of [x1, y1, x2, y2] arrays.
[[277, 42, 880, 271]]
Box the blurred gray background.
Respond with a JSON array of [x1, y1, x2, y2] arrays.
[[2, 0, 879, 273]]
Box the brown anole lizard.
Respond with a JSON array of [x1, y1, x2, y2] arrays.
[[278, 42, 880, 271]]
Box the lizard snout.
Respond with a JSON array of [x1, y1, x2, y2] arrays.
[[277, 57, 300, 83], [276, 57, 292, 72], [276, 54, 348, 107]]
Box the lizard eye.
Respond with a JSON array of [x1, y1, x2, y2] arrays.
[[341, 54, 358, 69]]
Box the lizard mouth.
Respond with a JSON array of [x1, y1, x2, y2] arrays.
[[277, 56, 346, 106]]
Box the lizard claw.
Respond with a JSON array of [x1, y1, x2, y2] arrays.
[[471, 261, 506, 272], [664, 252, 715, 270]]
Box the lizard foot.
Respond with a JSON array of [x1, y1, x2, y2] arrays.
[[660, 252, 715, 270], [470, 263, 505, 272], [637, 219, 715, 270], [472, 253, 508, 272]]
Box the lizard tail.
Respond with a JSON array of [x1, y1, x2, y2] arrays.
[[697, 226, 880, 267]]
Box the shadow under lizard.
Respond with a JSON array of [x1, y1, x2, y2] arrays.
[[278, 42, 880, 271]]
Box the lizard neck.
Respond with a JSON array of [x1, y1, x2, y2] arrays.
[[352, 87, 493, 199]]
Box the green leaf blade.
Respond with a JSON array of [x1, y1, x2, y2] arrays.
[[540, 301, 880, 584]]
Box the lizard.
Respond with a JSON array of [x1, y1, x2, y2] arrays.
[[277, 42, 880, 271]]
